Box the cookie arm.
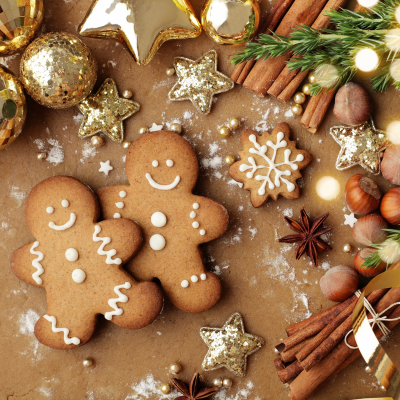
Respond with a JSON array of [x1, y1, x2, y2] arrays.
[[97, 185, 130, 220], [10, 242, 44, 287]]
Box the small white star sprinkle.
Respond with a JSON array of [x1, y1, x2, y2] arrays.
[[99, 160, 113, 176], [344, 213, 358, 228]]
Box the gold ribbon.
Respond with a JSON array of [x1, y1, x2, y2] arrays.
[[352, 270, 400, 400]]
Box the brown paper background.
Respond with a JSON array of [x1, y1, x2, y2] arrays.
[[1, 0, 400, 399]]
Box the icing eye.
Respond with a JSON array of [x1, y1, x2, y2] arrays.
[[166, 160, 174, 167], [152, 160, 159, 167], [46, 207, 54, 214], [61, 200, 69, 208]]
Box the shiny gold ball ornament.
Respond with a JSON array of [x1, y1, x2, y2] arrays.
[[213, 378, 223, 387], [122, 141, 132, 149], [229, 117, 240, 129], [166, 68, 175, 77], [0, 0, 44, 55], [139, 126, 148, 135], [308, 72, 317, 84], [225, 155, 235, 166], [302, 83, 312, 95], [201, 0, 260, 45], [294, 92, 306, 105], [122, 90, 133, 99], [291, 104, 303, 116], [170, 123, 182, 134], [219, 126, 231, 138], [223, 378, 233, 388], [0, 66, 27, 150], [169, 363, 182, 374], [83, 358, 93, 367], [343, 243, 352, 253], [36, 152, 46, 160], [91, 135, 104, 147], [20, 32, 97, 109], [160, 383, 171, 395]]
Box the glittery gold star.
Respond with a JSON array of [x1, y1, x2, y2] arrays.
[[78, 0, 201, 65], [200, 313, 264, 377], [168, 50, 234, 114], [330, 119, 390, 175], [77, 78, 140, 143]]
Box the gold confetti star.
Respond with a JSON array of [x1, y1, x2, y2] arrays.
[[200, 313, 264, 377], [168, 50, 234, 115], [77, 78, 140, 143], [78, 0, 201, 66], [330, 119, 390, 175]]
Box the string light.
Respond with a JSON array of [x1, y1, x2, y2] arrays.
[[355, 48, 379, 72], [357, 0, 379, 6], [396, 5, 400, 24], [390, 59, 400, 82], [385, 29, 400, 53], [387, 120, 400, 145], [315, 64, 339, 88]]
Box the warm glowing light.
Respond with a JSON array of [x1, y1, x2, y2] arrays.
[[357, 0, 379, 6], [355, 48, 379, 72], [316, 176, 341, 201], [387, 120, 400, 145], [396, 5, 400, 24], [314, 64, 339, 88], [390, 59, 400, 81], [385, 29, 400, 52]]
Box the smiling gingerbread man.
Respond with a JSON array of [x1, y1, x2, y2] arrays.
[[11, 176, 163, 349], [97, 131, 229, 313]]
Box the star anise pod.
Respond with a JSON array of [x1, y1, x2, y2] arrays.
[[278, 208, 332, 267], [170, 373, 219, 400]]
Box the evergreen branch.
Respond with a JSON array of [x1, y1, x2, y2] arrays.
[[362, 249, 385, 269]]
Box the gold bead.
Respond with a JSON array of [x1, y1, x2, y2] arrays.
[[291, 104, 303, 116], [122, 141, 132, 150], [83, 358, 93, 367], [122, 90, 133, 99], [170, 123, 182, 134], [229, 117, 240, 129], [308, 72, 317, 84], [381, 385, 387, 392], [222, 378, 233, 388], [139, 126, 148, 135], [37, 152, 47, 160], [213, 378, 223, 387], [343, 243, 352, 253], [294, 92, 306, 105], [160, 383, 171, 394], [91, 135, 104, 147], [169, 363, 181, 374], [302, 83, 312, 96], [225, 155, 235, 166], [219, 126, 231, 138], [365, 366, 372, 373], [166, 68, 175, 76]]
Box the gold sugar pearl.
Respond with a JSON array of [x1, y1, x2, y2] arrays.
[[122, 90, 133, 99], [122, 141, 132, 150], [170, 123, 182, 134], [225, 155, 235, 166], [83, 358, 93, 367], [229, 117, 240, 129], [291, 104, 303, 116], [166, 67, 175, 76], [213, 378, 223, 387], [223, 378, 233, 388], [91, 135, 104, 147], [302, 83, 312, 96], [308, 72, 317, 84], [160, 383, 171, 394], [294, 92, 306, 105], [343, 243, 352, 253], [37, 152, 47, 160], [169, 363, 181, 374], [219, 126, 231, 138], [139, 126, 148, 135]]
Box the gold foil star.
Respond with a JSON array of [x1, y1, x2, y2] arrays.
[[77, 78, 140, 143], [200, 313, 264, 377], [78, 0, 201, 65], [168, 50, 234, 114], [330, 119, 390, 175]]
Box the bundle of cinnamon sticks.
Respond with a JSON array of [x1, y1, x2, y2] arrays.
[[274, 262, 400, 400]]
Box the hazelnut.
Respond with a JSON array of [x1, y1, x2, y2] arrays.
[[352, 214, 388, 246], [381, 187, 400, 225], [320, 265, 359, 302], [333, 82, 373, 126], [354, 248, 387, 277], [382, 144, 400, 185], [345, 174, 381, 215]]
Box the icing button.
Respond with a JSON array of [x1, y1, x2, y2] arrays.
[[192, 221, 199, 229], [191, 275, 198, 283], [193, 203, 199, 209], [72, 269, 86, 283], [152, 160, 159, 167], [114, 213, 121, 219], [65, 248, 79, 262], [119, 191, 127, 198], [181, 280, 189, 288], [200, 229, 206, 235], [116, 202, 124, 209], [190, 211, 196, 218], [151, 212, 167, 228], [150, 234, 166, 251], [166, 160, 174, 167], [200, 273, 207, 280]]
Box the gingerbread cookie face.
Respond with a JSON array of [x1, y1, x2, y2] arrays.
[[97, 131, 229, 313], [11, 176, 163, 350], [229, 123, 312, 207]]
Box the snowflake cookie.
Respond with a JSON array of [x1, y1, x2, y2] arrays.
[[11, 176, 163, 349], [229, 123, 312, 207]]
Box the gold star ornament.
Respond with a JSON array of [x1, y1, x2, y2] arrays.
[[79, 0, 201, 66], [330, 119, 390, 175], [77, 78, 140, 143], [200, 313, 264, 377], [168, 50, 234, 114]]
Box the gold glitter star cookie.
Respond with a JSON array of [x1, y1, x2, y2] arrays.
[[77, 78, 140, 143], [330, 119, 389, 175], [168, 50, 234, 114], [200, 313, 264, 377]]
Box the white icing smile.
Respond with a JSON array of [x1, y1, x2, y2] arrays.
[[49, 213, 76, 231], [145, 173, 180, 191]]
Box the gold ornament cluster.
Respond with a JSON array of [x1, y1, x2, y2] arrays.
[[291, 73, 316, 116]]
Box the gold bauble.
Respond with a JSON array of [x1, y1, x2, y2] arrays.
[[160, 383, 171, 394], [291, 104, 303, 116], [91, 135, 104, 147], [0, 66, 27, 150], [343, 243, 352, 253], [302, 83, 312, 95], [166, 68, 175, 76], [213, 378, 223, 387], [122, 90, 133, 99], [229, 117, 240, 129], [0, 0, 44, 55], [169, 363, 182, 374], [308, 72, 317, 84], [219, 126, 231, 138], [139, 126, 148, 135], [225, 155, 235, 165], [201, 0, 260, 45], [223, 378, 233, 388], [20, 32, 97, 109], [170, 123, 182, 134], [294, 92, 306, 105], [83, 358, 93, 367], [36, 152, 46, 160], [122, 141, 132, 149]]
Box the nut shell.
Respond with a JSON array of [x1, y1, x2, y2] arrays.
[[354, 248, 387, 277], [333, 82, 373, 126], [320, 265, 359, 302], [352, 214, 388, 246], [381, 187, 400, 225], [381, 144, 400, 185]]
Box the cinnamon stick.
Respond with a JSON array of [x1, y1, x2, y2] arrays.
[[243, 0, 330, 97], [231, 0, 296, 84], [281, 337, 315, 363], [278, 360, 304, 384], [274, 357, 286, 371]]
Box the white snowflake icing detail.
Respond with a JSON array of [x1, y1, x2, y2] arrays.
[[239, 132, 304, 196]]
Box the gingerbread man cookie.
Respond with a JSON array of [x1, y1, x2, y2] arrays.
[[229, 123, 312, 207], [11, 176, 163, 349], [97, 131, 229, 313]]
